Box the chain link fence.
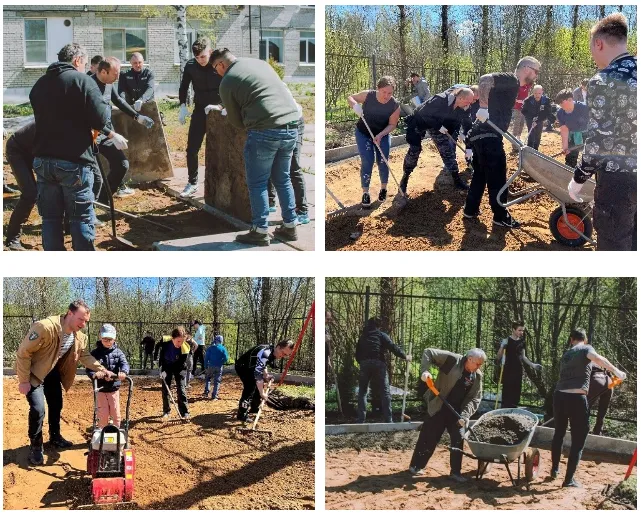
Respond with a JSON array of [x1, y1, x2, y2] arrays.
[[326, 287, 636, 428], [4, 313, 315, 374]]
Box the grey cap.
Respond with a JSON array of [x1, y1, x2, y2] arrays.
[[100, 323, 117, 339]]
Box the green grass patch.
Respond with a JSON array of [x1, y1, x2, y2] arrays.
[[3, 103, 33, 118], [279, 384, 315, 399]]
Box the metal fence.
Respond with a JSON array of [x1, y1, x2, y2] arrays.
[[326, 52, 594, 126], [326, 287, 636, 425], [3, 314, 315, 374]]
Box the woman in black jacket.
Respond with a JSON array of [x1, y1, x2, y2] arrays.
[[158, 326, 190, 421]]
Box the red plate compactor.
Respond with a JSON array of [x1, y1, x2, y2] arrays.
[[85, 376, 135, 506]]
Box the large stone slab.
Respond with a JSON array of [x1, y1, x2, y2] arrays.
[[152, 232, 297, 251], [98, 100, 173, 184], [204, 110, 252, 222]]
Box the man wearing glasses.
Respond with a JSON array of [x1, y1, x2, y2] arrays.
[[463, 56, 541, 229], [177, 37, 222, 198]]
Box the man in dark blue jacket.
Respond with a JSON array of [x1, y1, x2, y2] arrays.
[[118, 52, 155, 111], [355, 317, 411, 423], [401, 88, 475, 193], [521, 85, 553, 151]]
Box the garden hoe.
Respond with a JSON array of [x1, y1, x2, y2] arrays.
[[426, 376, 480, 442], [358, 114, 408, 212], [236, 379, 274, 436]]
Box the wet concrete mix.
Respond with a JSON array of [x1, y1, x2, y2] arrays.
[[472, 413, 538, 445]]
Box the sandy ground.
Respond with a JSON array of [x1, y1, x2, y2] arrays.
[[325, 131, 595, 251], [3, 376, 315, 510], [325, 432, 630, 510]]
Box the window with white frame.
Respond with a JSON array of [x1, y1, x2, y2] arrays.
[[24, 19, 47, 64], [103, 18, 147, 63], [299, 31, 315, 64], [259, 30, 283, 63]]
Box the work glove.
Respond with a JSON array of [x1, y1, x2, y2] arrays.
[[134, 99, 143, 112], [533, 363, 543, 372], [458, 418, 468, 428], [465, 149, 473, 161], [160, 371, 167, 379], [476, 108, 489, 123], [352, 103, 363, 117], [137, 115, 154, 129], [179, 103, 189, 125], [567, 179, 585, 203], [614, 370, 627, 381], [204, 104, 223, 115], [438, 126, 448, 135], [421, 371, 432, 383], [221, 108, 227, 116], [111, 132, 128, 150]]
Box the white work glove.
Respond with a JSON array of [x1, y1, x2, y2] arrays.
[[421, 371, 432, 383], [111, 132, 128, 150], [567, 179, 585, 203], [160, 371, 167, 379], [465, 149, 473, 160], [458, 418, 468, 428], [221, 108, 227, 116], [614, 370, 627, 381], [533, 363, 543, 371], [179, 370, 187, 378], [136, 115, 154, 129], [134, 99, 143, 112], [352, 103, 363, 117], [476, 108, 489, 123], [204, 104, 223, 115], [439, 126, 448, 135], [179, 103, 189, 125]]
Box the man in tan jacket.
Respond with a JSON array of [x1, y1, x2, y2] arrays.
[[409, 347, 486, 482], [15, 299, 112, 466]]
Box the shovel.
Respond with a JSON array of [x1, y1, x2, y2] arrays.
[[550, 145, 584, 159], [495, 354, 505, 409], [400, 341, 413, 422], [358, 114, 408, 211], [426, 376, 480, 441], [96, 161, 137, 250], [236, 379, 274, 436]]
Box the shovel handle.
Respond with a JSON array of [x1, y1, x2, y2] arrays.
[[358, 115, 404, 194], [426, 376, 439, 396], [609, 376, 623, 389]]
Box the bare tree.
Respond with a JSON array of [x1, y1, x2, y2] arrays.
[[440, 6, 449, 58]]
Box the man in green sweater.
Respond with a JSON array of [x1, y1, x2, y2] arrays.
[[211, 48, 300, 247]]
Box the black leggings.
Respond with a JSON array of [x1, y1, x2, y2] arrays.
[[551, 390, 589, 483]]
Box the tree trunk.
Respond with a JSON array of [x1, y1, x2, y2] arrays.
[[480, 6, 490, 73], [513, 6, 526, 69], [259, 277, 271, 343], [397, 6, 409, 98], [599, 6, 606, 18], [441, 6, 449, 59], [176, 6, 191, 106]]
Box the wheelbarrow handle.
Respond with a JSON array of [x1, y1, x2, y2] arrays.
[[426, 377, 480, 442], [485, 119, 523, 149]]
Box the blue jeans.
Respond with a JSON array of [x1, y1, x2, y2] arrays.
[[204, 366, 223, 398], [243, 128, 297, 229], [355, 129, 390, 188], [357, 359, 392, 423], [33, 157, 96, 251], [26, 365, 63, 445]]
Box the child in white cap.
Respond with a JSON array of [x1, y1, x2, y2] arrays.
[[86, 324, 130, 427]]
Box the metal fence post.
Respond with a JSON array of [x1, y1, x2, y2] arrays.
[[371, 54, 377, 88], [476, 294, 483, 348], [365, 286, 371, 323], [235, 322, 241, 361], [588, 302, 596, 342]]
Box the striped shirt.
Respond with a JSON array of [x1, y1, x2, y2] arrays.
[[58, 332, 75, 359]]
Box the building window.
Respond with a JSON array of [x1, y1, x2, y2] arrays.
[[259, 30, 283, 63], [299, 31, 315, 64], [103, 18, 147, 63], [24, 19, 47, 64]]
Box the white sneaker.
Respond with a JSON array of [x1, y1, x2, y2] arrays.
[[161, 413, 169, 422], [114, 186, 135, 198], [180, 184, 198, 198]]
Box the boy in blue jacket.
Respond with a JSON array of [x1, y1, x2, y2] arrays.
[[87, 324, 130, 427], [204, 335, 229, 399]]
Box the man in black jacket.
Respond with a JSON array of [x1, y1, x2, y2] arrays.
[[355, 317, 411, 423], [521, 85, 553, 151], [29, 43, 110, 251], [4, 121, 36, 251], [118, 52, 155, 112], [463, 56, 541, 228], [158, 326, 190, 421], [140, 331, 156, 370], [400, 88, 475, 193], [178, 37, 222, 198], [92, 57, 154, 201]]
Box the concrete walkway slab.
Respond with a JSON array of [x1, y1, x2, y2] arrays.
[[153, 232, 297, 251]]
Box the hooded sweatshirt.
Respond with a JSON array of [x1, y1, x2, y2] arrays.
[[87, 340, 130, 392], [29, 62, 109, 165]]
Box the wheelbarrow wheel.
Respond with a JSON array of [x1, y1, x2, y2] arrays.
[[549, 206, 592, 247], [524, 448, 540, 482]]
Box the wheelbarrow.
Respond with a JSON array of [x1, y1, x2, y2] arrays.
[[454, 408, 540, 489], [486, 119, 596, 247]]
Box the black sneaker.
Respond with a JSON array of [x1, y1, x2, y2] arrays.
[[452, 174, 469, 190], [562, 479, 582, 488], [361, 192, 371, 208], [493, 214, 521, 229], [4, 238, 26, 251], [550, 468, 559, 479], [449, 473, 469, 483], [49, 434, 73, 448], [235, 227, 270, 247], [3, 184, 19, 194], [273, 224, 298, 241], [378, 189, 387, 201], [28, 444, 44, 465]]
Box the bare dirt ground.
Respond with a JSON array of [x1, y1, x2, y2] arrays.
[[325, 131, 595, 251], [325, 432, 630, 510], [3, 376, 315, 510]]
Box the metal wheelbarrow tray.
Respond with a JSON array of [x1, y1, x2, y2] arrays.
[[489, 120, 597, 247], [460, 408, 541, 489]]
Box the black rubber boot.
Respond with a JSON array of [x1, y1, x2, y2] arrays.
[[273, 224, 298, 242], [28, 438, 44, 465]]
